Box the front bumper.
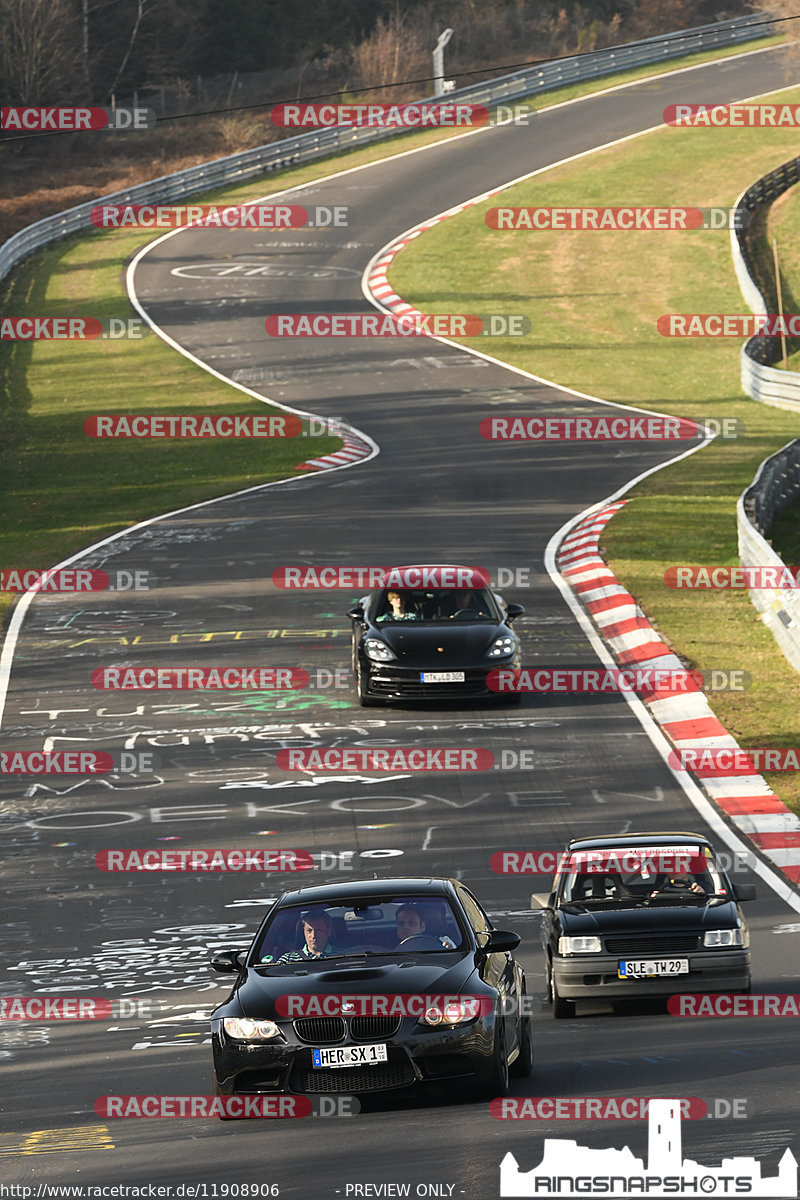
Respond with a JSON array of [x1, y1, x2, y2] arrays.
[[552, 950, 751, 1000], [362, 662, 512, 700], [211, 1016, 497, 1096]]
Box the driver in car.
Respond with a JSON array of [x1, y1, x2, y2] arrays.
[[277, 909, 343, 962], [395, 904, 456, 948], [648, 871, 707, 898]]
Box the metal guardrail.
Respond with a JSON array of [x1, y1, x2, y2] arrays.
[[737, 440, 800, 676], [0, 14, 772, 288], [733, 156, 800, 410]]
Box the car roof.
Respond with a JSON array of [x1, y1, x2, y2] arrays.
[[275, 876, 457, 906], [566, 831, 712, 851]]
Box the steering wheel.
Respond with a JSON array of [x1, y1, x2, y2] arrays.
[[451, 609, 477, 619], [396, 935, 443, 949]]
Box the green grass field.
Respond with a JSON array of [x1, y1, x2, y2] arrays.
[[388, 80, 800, 814], [0, 29, 782, 629]]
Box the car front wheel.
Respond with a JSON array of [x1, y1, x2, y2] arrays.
[[547, 958, 575, 1019], [478, 1020, 509, 1097]]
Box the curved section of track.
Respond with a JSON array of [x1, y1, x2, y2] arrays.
[[2, 44, 799, 1194]]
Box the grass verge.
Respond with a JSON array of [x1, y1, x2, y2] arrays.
[[0, 29, 782, 627], [387, 81, 800, 815]]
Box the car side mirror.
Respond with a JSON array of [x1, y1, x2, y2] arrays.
[[481, 929, 521, 953], [211, 948, 247, 973], [530, 892, 555, 910], [347, 604, 365, 620], [733, 883, 757, 901], [505, 603, 524, 620]]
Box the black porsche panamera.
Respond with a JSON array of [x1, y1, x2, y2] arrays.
[[210, 876, 533, 1102], [346, 564, 524, 705]]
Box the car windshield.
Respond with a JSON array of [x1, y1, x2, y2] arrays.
[[254, 895, 467, 964], [559, 845, 729, 906], [373, 587, 501, 623]]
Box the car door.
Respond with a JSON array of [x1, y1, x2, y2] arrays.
[[457, 884, 518, 1058]]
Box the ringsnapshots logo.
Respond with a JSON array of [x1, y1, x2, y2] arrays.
[[90, 204, 349, 229], [265, 313, 530, 337], [485, 206, 747, 231], [1, 106, 156, 132], [498, 1098, 797, 1197]]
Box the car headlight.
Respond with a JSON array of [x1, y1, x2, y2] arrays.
[[364, 638, 396, 662], [488, 634, 516, 658], [558, 936, 602, 955], [223, 1017, 282, 1041], [418, 1001, 478, 1027], [703, 928, 747, 949]]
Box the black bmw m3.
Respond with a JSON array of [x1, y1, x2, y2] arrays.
[[210, 876, 533, 1102], [346, 565, 524, 705]]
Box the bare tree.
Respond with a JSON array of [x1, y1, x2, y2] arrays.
[[0, 0, 82, 103]]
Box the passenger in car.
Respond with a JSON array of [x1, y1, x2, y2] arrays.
[[376, 590, 419, 621]]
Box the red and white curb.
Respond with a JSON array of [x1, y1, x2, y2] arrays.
[[558, 503, 800, 887], [295, 425, 373, 471]]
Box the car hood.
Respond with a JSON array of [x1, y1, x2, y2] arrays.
[[376, 623, 502, 664], [558, 900, 741, 933], [233, 955, 479, 1019]]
